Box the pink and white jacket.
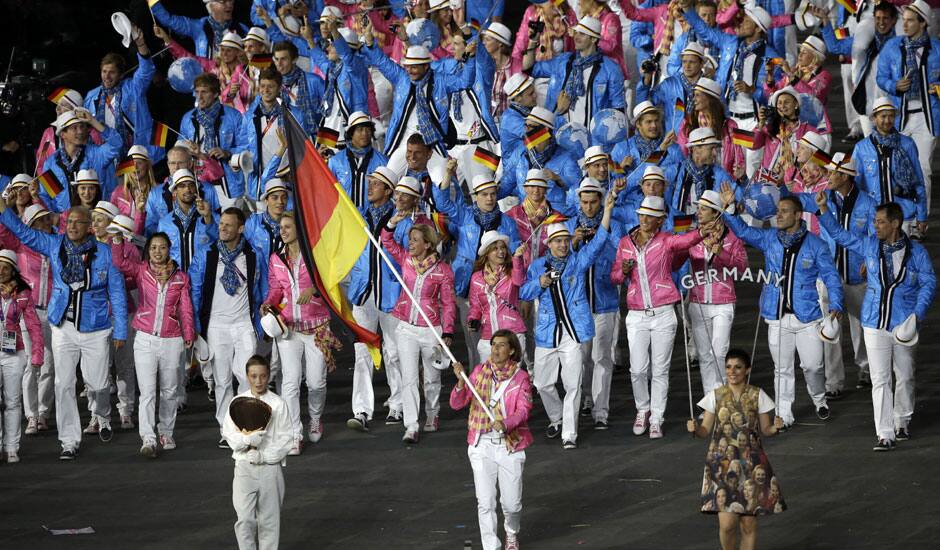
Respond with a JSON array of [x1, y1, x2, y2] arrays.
[[0, 289, 44, 365], [678, 118, 746, 178], [674, 227, 747, 305], [381, 228, 457, 334], [596, 8, 630, 78], [0, 226, 53, 309], [467, 257, 527, 339], [450, 364, 533, 453], [611, 228, 704, 310], [166, 38, 252, 113], [110, 185, 147, 235], [505, 203, 562, 269], [112, 240, 195, 340], [752, 121, 816, 177], [264, 252, 330, 332], [511, 4, 577, 71]]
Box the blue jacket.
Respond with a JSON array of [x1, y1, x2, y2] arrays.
[[520, 226, 611, 347], [566, 217, 621, 314], [501, 144, 581, 211], [499, 105, 528, 160], [151, 2, 248, 58], [0, 209, 127, 339], [852, 133, 927, 222], [144, 179, 220, 236], [609, 138, 682, 175], [725, 213, 843, 322], [668, 162, 737, 213], [180, 103, 245, 200], [41, 128, 124, 211], [237, 98, 303, 202], [431, 185, 520, 298], [84, 53, 155, 156], [637, 74, 692, 133], [298, 37, 370, 126], [157, 206, 219, 273], [530, 52, 626, 120], [465, 0, 504, 25], [819, 212, 935, 330], [348, 205, 402, 313], [876, 35, 940, 137], [329, 146, 389, 212], [189, 239, 265, 337], [666, 31, 723, 77]]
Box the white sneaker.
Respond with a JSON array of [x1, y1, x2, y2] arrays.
[[121, 415, 135, 429], [402, 429, 419, 444], [288, 437, 303, 456], [24, 417, 38, 435], [6, 451, 19, 463], [159, 435, 176, 450], [140, 441, 157, 458], [308, 418, 323, 443], [83, 417, 99, 434], [649, 423, 663, 439], [423, 415, 439, 432], [632, 411, 650, 436]]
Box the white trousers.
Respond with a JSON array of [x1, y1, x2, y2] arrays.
[[395, 322, 443, 432], [208, 321, 258, 429], [233, 461, 285, 550], [52, 323, 112, 448], [276, 332, 327, 438], [824, 282, 869, 391], [580, 311, 619, 422], [477, 333, 527, 367], [626, 306, 678, 425], [900, 111, 936, 212], [352, 302, 402, 418], [841, 63, 861, 133], [766, 314, 827, 423], [532, 331, 583, 442], [114, 318, 137, 416], [134, 332, 184, 442], [688, 303, 734, 397], [863, 327, 916, 440], [457, 296, 481, 369], [0, 351, 26, 452], [468, 439, 525, 550], [21, 309, 53, 420], [732, 116, 762, 179]]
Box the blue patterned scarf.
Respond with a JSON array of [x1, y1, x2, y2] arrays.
[[367, 199, 394, 225], [262, 212, 283, 253], [563, 52, 602, 103], [410, 71, 444, 146], [881, 236, 907, 284], [95, 86, 130, 146], [218, 237, 246, 296], [777, 220, 808, 249], [873, 131, 918, 199], [283, 67, 318, 131], [684, 159, 711, 203], [730, 39, 765, 100], [259, 99, 282, 119], [634, 134, 659, 162], [528, 139, 556, 168], [207, 17, 229, 54], [577, 210, 602, 231], [173, 203, 196, 229], [510, 102, 532, 118], [471, 204, 501, 231], [451, 62, 468, 122], [346, 144, 371, 157], [546, 253, 569, 275], [194, 101, 222, 150], [322, 61, 343, 116], [62, 237, 95, 285], [904, 34, 930, 101]]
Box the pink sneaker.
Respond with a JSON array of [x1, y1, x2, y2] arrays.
[[649, 423, 663, 439], [632, 411, 650, 436], [288, 437, 302, 456], [308, 418, 323, 443], [159, 435, 176, 450], [423, 415, 439, 432], [505, 533, 519, 550]]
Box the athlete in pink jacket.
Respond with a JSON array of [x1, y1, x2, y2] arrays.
[[467, 233, 528, 364]]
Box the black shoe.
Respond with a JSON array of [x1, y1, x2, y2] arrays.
[[545, 424, 561, 439], [824, 390, 843, 401], [99, 424, 113, 442], [218, 438, 230, 449], [59, 448, 77, 460], [580, 405, 593, 417], [346, 414, 369, 432], [841, 131, 862, 144], [207, 387, 215, 402], [594, 419, 609, 430], [873, 438, 896, 452], [562, 439, 577, 450], [896, 428, 911, 441], [777, 422, 793, 433], [816, 406, 831, 421], [856, 376, 872, 389], [385, 410, 402, 425]]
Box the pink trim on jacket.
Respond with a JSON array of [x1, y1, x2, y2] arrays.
[[450, 364, 533, 453], [263, 252, 330, 329], [678, 118, 746, 178], [1, 290, 44, 365], [511, 5, 577, 73], [675, 227, 747, 305], [0, 225, 53, 309], [110, 185, 147, 235], [467, 256, 527, 339], [611, 228, 704, 310]]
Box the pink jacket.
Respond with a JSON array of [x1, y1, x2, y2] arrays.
[[675, 227, 747, 305], [112, 240, 195, 340], [110, 185, 147, 235], [167, 39, 252, 113], [678, 118, 746, 178], [505, 204, 561, 269], [381, 228, 457, 334], [511, 5, 577, 72], [622, 1, 671, 51], [0, 225, 53, 309], [264, 252, 331, 331], [763, 68, 832, 106], [716, 2, 793, 34], [450, 364, 533, 453], [753, 121, 816, 174], [597, 9, 630, 78], [467, 256, 527, 339], [0, 289, 44, 365], [611, 229, 704, 310]]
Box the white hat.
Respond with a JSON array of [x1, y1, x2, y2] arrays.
[[523, 168, 549, 188], [107, 214, 137, 239], [582, 145, 608, 166], [799, 131, 829, 153], [169, 168, 197, 191], [545, 222, 571, 241], [56, 89, 85, 109], [632, 100, 659, 120], [471, 174, 498, 194], [577, 177, 605, 196], [6, 174, 31, 191], [261, 312, 289, 339], [262, 178, 290, 199], [801, 35, 826, 58], [477, 230, 510, 256], [681, 42, 706, 59], [0, 250, 17, 269], [54, 111, 82, 134], [826, 152, 857, 177], [228, 150, 254, 174], [794, 0, 820, 31], [346, 111, 373, 130], [818, 315, 841, 343], [503, 73, 534, 99], [641, 165, 666, 182], [688, 127, 721, 147], [907, 0, 932, 25], [893, 314, 919, 346], [483, 22, 512, 47], [573, 16, 602, 40], [636, 195, 667, 217], [695, 189, 724, 212], [245, 27, 270, 47], [73, 169, 100, 186], [694, 77, 723, 100], [703, 54, 718, 70], [744, 5, 771, 33], [128, 145, 150, 161], [194, 335, 213, 364], [395, 176, 423, 197], [22, 204, 51, 226], [220, 32, 244, 50], [770, 86, 800, 106], [369, 166, 398, 189], [403, 45, 432, 66], [110, 11, 137, 49], [526, 106, 555, 128], [92, 201, 120, 219], [337, 27, 361, 49], [319, 5, 343, 21], [872, 97, 897, 114], [429, 0, 450, 12]]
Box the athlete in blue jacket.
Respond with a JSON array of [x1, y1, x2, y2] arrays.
[[151, 0, 248, 58], [328, 112, 389, 211], [145, 146, 220, 236], [498, 73, 538, 160]]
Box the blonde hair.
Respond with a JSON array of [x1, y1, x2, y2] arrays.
[[409, 223, 440, 251]]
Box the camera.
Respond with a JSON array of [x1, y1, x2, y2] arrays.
[[467, 319, 480, 332], [527, 20, 545, 37], [547, 268, 562, 281], [762, 106, 781, 128], [640, 53, 661, 75]]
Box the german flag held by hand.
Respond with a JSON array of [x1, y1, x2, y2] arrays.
[[472, 147, 500, 171], [524, 126, 551, 150], [731, 128, 756, 149], [115, 158, 136, 178], [810, 148, 833, 168], [248, 53, 273, 69], [316, 127, 339, 149], [37, 170, 64, 199]]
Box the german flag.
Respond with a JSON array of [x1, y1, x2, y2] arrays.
[[115, 158, 136, 178], [47, 87, 70, 104], [541, 212, 567, 226], [835, 0, 856, 15], [152, 121, 172, 148], [645, 150, 665, 165], [249, 53, 273, 69], [469, 19, 481, 32], [316, 127, 339, 149], [524, 126, 551, 150], [767, 57, 785, 68], [431, 211, 450, 238], [731, 128, 756, 149], [608, 159, 625, 176], [834, 27, 850, 40], [673, 214, 694, 234], [283, 110, 382, 367], [472, 147, 500, 171], [37, 170, 64, 199], [810, 149, 833, 168], [674, 97, 685, 114]]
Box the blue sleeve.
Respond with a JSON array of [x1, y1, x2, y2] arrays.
[[876, 42, 900, 97], [151, 2, 203, 42], [914, 248, 936, 322], [89, 127, 123, 168], [0, 208, 56, 257], [820, 23, 852, 57], [430, 184, 467, 223], [519, 262, 545, 302], [179, 111, 196, 141], [724, 212, 769, 249], [129, 53, 155, 98], [683, 9, 735, 51], [361, 43, 406, 86], [189, 251, 206, 331], [572, 226, 610, 274], [815, 241, 843, 312], [441, 57, 477, 93], [903, 139, 929, 222], [107, 253, 129, 340], [817, 210, 867, 255]]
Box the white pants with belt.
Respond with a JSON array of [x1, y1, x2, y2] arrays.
[[468, 436, 525, 550], [276, 332, 327, 438], [532, 330, 582, 442], [52, 323, 112, 449], [766, 314, 827, 423], [134, 332, 184, 443], [21, 308, 53, 421], [626, 306, 678, 426], [824, 282, 869, 391], [232, 461, 285, 550], [580, 311, 618, 422], [208, 320, 258, 430], [395, 322, 443, 432], [352, 302, 402, 418], [900, 110, 936, 213], [688, 302, 734, 397], [863, 327, 916, 441], [0, 351, 26, 453]]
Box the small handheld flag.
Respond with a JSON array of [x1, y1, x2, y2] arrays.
[[249, 53, 273, 69], [47, 87, 69, 104], [37, 170, 64, 199], [810, 149, 833, 168], [645, 150, 665, 165], [469, 19, 481, 32], [731, 128, 756, 149], [472, 147, 500, 171], [524, 126, 551, 150], [834, 0, 857, 15], [316, 127, 340, 149], [674, 97, 686, 114], [673, 214, 694, 234], [151, 121, 172, 148], [608, 159, 625, 176], [115, 158, 135, 178], [147, 0, 161, 7], [431, 211, 450, 238], [540, 213, 567, 226], [833, 27, 850, 40]]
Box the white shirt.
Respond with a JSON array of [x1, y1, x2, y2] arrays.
[[209, 251, 251, 326], [568, 65, 593, 128], [222, 389, 293, 465], [697, 388, 775, 414]]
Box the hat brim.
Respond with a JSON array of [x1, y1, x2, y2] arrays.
[[636, 207, 666, 217], [477, 235, 510, 256]]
